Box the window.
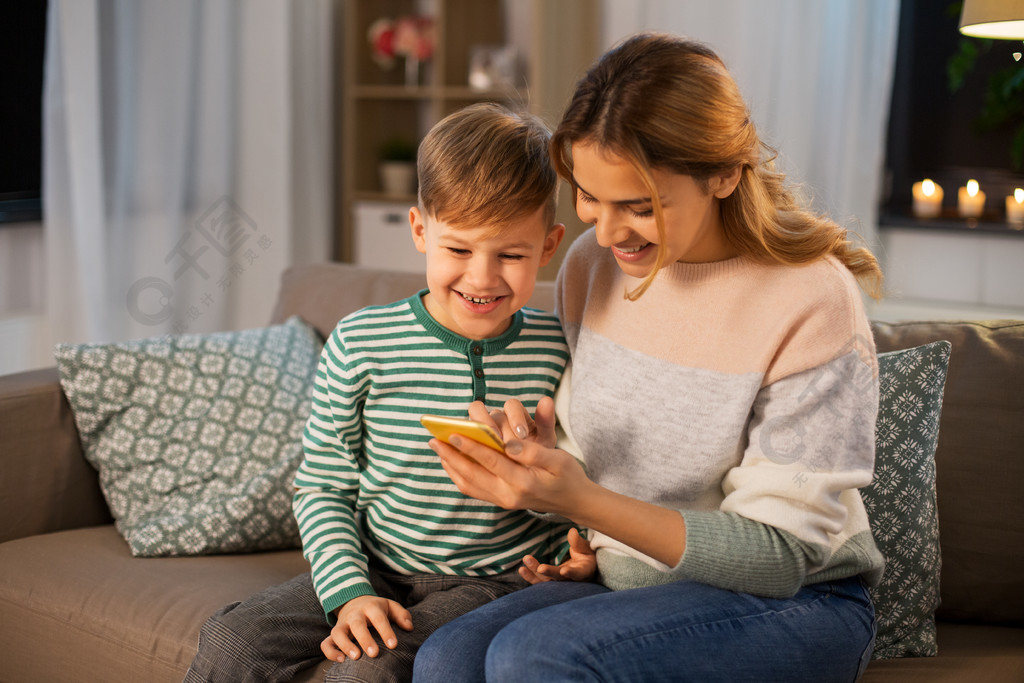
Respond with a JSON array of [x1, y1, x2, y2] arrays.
[[882, 0, 1024, 230]]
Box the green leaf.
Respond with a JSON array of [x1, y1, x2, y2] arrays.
[[947, 39, 980, 93], [1002, 66, 1024, 99]]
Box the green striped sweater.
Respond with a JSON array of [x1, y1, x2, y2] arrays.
[[294, 291, 572, 620]]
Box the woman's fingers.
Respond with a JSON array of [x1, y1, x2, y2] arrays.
[[430, 435, 532, 509], [468, 401, 499, 429], [533, 395, 557, 446], [431, 437, 510, 506], [431, 429, 587, 516], [502, 399, 534, 440], [468, 399, 538, 444]]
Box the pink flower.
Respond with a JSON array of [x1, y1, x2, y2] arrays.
[[370, 15, 434, 69], [394, 16, 435, 61], [368, 18, 396, 68]]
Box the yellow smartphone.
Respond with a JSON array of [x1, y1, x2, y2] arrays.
[[420, 414, 505, 453]]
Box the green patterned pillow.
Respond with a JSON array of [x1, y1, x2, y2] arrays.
[[862, 340, 951, 659], [55, 316, 321, 557]]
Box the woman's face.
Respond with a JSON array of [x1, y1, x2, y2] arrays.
[[570, 142, 737, 278]]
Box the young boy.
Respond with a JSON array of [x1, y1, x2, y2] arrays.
[[185, 103, 570, 683]]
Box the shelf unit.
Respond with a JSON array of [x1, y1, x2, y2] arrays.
[[335, 0, 598, 281]]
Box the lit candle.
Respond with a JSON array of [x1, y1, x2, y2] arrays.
[[958, 179, 986, 218], [912, 179, 943, 218], [1008, 188, 1024, 226]]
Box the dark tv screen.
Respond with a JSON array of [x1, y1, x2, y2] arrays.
[[0, 1, 47, 224]]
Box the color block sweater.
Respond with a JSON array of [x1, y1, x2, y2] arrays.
[[555, 229, 885, 597], [294, 292, 571, 619]]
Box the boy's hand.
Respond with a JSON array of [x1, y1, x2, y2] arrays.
[[322, 595, 413, 662], [519, 528, 596, 584]]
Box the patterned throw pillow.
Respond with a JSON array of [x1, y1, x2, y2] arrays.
[[55, 317, 321, 557], [862, 340, 952, 659]]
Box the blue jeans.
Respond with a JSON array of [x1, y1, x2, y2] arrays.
[[413, 576, 876, 682]]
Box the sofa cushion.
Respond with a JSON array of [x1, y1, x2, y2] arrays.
[[871, 320, 1024, 625], [54, 317, 321, 557], [863, 340, 951, 659]]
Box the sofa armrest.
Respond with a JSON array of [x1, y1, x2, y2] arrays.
[[0, 367, 111, 543]]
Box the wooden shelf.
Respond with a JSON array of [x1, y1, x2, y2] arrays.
[[334, 0, 599, 281]]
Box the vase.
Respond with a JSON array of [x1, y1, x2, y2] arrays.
[[379, 161, 417, 196], [405, 57, 420, 87]]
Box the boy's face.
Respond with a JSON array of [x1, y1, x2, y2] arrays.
[[410, 205, 564, 340]]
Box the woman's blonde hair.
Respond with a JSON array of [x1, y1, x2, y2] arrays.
[[551, 33, 883, 300]]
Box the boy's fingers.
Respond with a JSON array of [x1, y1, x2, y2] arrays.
[[321, 635, 347, 662], [518, 563, 549, 584], [389, 602, 415, 631], [568, 527, 592, 552], [347, 619, 379, 658], [531, 564, 558, 578], [561, 564, 591, 580], [327, 628, 361, 661], [366, 611, 398, 651]]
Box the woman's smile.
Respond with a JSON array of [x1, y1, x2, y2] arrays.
[[610, 242, 654, 262]]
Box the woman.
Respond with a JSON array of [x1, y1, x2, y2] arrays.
[[415, 33, 884, 682]]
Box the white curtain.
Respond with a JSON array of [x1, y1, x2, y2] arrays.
[[601, 0, 901, 252], [43, 0, 333, 346]]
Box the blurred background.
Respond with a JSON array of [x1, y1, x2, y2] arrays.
[[1, 0, 1022, 375]]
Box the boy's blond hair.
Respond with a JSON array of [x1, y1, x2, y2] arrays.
[[417, 103, 557, 235]]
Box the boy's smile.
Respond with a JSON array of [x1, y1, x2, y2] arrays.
[[410, 205, 564, 340]]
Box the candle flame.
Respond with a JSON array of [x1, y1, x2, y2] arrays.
[[1016, 188, 1024, 204], [922, 179, 935, 197], [967, 179, 979, 197]]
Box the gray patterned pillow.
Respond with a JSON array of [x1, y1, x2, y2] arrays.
[[55, 316, 321, 557], [863, 340, 951, 659]]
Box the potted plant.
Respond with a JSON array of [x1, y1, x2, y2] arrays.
[[379, 136, 418, 196]]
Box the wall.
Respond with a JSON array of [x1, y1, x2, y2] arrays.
[[868, 226, 1024, 322], [0, 222, 49, 374]]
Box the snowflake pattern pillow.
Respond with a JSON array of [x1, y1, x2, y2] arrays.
[[863, 340, 951, 659], [55, 316, 321, 557]]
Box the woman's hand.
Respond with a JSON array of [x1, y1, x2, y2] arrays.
[[519, 528, 597, 583], [468, 396, 558, 448], [428, 426, 592, 517], [436, 399, 688, 568]]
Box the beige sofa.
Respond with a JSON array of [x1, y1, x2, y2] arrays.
[[1, 262, 1022, 682]]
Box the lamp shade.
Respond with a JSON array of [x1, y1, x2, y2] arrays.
[[959, 0, 1024, 39]]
